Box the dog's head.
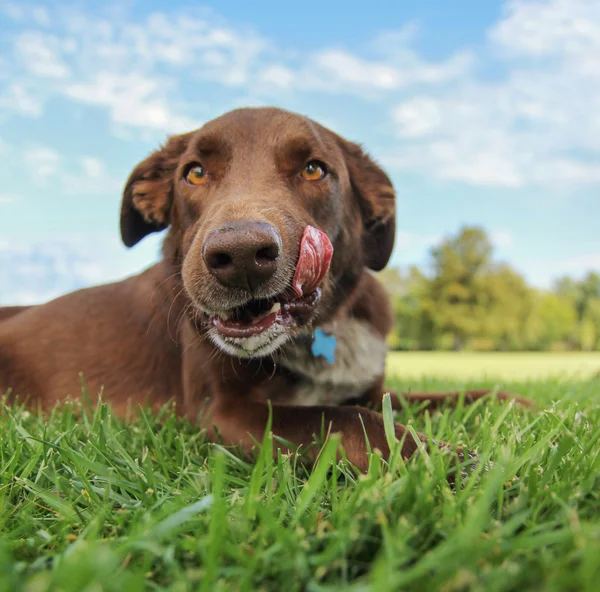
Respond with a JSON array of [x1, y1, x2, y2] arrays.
[[120, 107, 395, 358]]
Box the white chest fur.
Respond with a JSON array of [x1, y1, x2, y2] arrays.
[[277, 318, 388, 406]]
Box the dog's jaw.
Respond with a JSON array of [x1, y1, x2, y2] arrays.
[[201, 291, 321, 358], [207, 323, 293, 358]]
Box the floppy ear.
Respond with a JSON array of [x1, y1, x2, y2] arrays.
[[340, 140, 396, 271], [120, 133, 191, 248]]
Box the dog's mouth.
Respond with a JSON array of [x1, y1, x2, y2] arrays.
[[210, 289, 321, 338], [207, 225, 333, 358]]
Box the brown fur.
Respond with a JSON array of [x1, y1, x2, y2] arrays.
[[0, 306, 31, 322], [0, 107, 528, 472]]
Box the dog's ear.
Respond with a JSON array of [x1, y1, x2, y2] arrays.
[[340, 139, 396, 271], [120, 133, 191, 248]]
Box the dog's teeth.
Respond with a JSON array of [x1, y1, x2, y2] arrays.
[[269, 302, 281, 314], [219, 311, 231, 321]]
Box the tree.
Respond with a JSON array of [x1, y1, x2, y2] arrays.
[[580, 298, 600, 350], [379, 266, 434, 350], [426, 226, 494, 350], [480, 264, 534, 350], [376, 267, 405, 297], [554, 272, 600, 350], [376, 227, 597, 352], [528, 292, 578, 350]]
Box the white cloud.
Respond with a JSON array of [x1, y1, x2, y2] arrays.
[[255, 44, 471, 98], [289, 22, 474, 97], [524, 250, 600, 287], [0, 5, 472, 134], [387, 0, 600, 189], [21, 145, 120, 195], [258, 65, 295, 89], [389, 231, 442, 269], [392, 229, 515, 263], [309, 50, 401, 91], [0, 235, 160, 305], [1, 2, 24, 21], [24, 146, 61, 176], [80, 157, 104, 179], [490, 0, 600, 58], [561, 252, 600, 274], [1, 0, 599, 194], [0, 7, 275, 133], [491, 230, 515, 248], [394, 231, 442, 251], [0, 194, 17, 204], [14, 31, 71, 78], [64, 72, 199, 134], [0, 237, 113, 304], [62, 158, 122, 196], [0, 82, 44, 117], [1, 2, 51, 26], [393, 98, 442, 138]]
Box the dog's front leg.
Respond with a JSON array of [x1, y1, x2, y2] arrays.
[[361, 383, 533, 412], [396, 389, 533, 410], [194, 397, 431, 473], [179, 335, 467, 474]]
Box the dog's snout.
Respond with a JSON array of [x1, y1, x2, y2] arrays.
[[203, 222, 282, 291]]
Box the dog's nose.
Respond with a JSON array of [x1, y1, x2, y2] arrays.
[[203, 222, 282, 291]]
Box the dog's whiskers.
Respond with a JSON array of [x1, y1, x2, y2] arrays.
[[165, 286, 188, 343]]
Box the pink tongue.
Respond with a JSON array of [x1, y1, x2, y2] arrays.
[[292, 226, 333, 297]]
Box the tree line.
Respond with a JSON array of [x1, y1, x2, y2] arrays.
[[378, 226, 600, 352]]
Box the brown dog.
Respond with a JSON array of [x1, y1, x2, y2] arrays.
[[0, 107, 524, 471]]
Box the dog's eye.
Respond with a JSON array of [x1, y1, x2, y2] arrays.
[[301, 161, 327, 181], [186, 164, 207, 185]]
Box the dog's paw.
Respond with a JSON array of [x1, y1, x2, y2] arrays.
[[496, 391, 536, 411], [456, 447, 482, 480], [441, 446, 496, 487], [452, 449, 521, 487]]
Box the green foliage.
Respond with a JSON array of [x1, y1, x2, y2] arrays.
[[531, 293, 578, 350], [381, 226, 600, 351], [1, 379, 599, 591], [427, 227, 494, 350]]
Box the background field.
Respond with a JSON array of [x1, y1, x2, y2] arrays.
[[387, 351, 600, 381], [1, 353, 599, 591]]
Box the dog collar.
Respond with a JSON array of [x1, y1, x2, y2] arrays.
[[311, 328, 337, 364]]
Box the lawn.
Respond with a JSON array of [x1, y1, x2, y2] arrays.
[[387, 351, 600, 381], [1, 356, 599, 591]]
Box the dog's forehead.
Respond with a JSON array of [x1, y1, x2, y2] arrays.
[[189, 108, 338, 155], [201, 107, 313, 135]]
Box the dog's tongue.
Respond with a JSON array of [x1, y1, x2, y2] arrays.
[[292, 226, 333, 297]]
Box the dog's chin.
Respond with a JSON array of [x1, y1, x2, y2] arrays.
[[208, 324, 293, 359], [202, 289, 322, 359]]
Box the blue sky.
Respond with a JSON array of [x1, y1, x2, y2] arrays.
[[1, 0, 599, 304]]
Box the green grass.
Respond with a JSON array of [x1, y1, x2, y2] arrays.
[[1, 369, 599, 590]]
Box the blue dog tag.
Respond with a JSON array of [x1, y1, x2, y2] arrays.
[[311, 329, 337, 364]]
